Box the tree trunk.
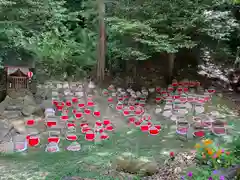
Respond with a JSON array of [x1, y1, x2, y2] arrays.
[[166, 53, 175, 84], [96, 0, 106, 83]]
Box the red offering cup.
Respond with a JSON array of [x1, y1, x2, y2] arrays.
[[85, 132, 95, 141], [149, 127, 159, 135], [48, 137, 60, 143], [28, 136, 40, 147]]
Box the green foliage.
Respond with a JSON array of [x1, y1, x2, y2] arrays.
[[0, 0, 239, 78], [201, 11, 239, 41], [18, 28, 97, 77], [0, 0, 98, 78], [105, 0, 239, 68], [184, 137, 240, 180], [230, 135, 240, 159]]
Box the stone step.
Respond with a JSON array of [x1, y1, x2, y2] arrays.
[[5, 105, 23, 111], [2, 111, 22, 119]]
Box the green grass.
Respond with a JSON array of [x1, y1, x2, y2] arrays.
[[0, 125, 196, 180]]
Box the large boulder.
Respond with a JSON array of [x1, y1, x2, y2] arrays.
[[62, 177, 94, 180], [11, 119, 27, 134], [21, 95, 38, 116], [22, 105, 36, 116], [23, 95, 36, 106], [33, 105, 44, 117], [113, 152, 158, 176]]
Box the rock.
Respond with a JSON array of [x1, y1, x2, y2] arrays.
[[0, 103, 6, 114], [164, 159, 169, 166], [11, 119, 26, 134], [3, 111, 22, 119], [0, 121, 10, 129], [45, 89, 52, 99], [23, 95, 36, 106], [33, 105, 44, 117], [5, 105, 22, 111], [0, 124, 19, 139], [174, 167, 182, 174], [3, 95, 11, 104], [62, 177, 94, 180], [0, 134, 12, 142], [113, 153, 158, 176], [21, 95, 38, 116], [0, 141, 14, 154], [22, 105, 36, 116], [34, 95, 43, 104], [0, 128, 11, 141], [41, 100, 53, 109], [8, 96, 24, 105], [141, 161, 159, 175]]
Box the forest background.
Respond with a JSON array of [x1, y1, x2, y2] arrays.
[[0, 0, 239, 85]]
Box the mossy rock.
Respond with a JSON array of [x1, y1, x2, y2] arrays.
[[113, 153, 158, 176]]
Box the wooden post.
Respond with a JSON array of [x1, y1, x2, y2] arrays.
[[27, 77, 29, 89]]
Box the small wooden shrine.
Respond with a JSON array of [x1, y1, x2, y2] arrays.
[[1, 52, 36, 93], [5, 66, 31, 90]]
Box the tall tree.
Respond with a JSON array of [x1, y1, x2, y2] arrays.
[[97, 0, 106, 82]]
